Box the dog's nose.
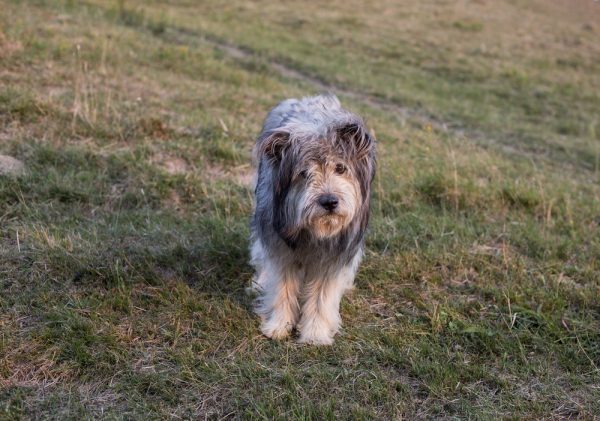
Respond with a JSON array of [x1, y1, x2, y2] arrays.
[[318, 194, 339, 211]]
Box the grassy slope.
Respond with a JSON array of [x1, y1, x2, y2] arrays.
[[1, 0, 599, 419], [130, 0, 600, 171]]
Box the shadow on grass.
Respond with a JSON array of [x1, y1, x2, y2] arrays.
[[68, 216, 254, 310], [153, 219, 253, 298]]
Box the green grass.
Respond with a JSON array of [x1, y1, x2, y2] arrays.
[[1, 0, 599, 419]]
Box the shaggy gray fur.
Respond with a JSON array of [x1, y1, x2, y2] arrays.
[[249, 93, 376, 344]]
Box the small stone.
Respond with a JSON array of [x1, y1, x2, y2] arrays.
[[0, 155, 26, 176]]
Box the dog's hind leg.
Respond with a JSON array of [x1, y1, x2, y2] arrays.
[[253, 254, 301, 340]]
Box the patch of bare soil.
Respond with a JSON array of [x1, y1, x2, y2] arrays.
[[204, 162, 254, 187], [0, 31, 23, 58], [0, 155, 25, 176]]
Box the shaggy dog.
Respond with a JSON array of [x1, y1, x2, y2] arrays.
[[250, 94, 376, 345]]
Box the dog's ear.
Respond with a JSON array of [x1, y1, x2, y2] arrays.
[[337, 122, 376, 255], [258, 130, 291, 163], [336, 121, 376, 203], [271, 152, 301, 249], [336, 122, 375, 159]]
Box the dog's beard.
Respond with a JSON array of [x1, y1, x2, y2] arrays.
[[297, 199, 353, 239], [311, 213, 346, 238]]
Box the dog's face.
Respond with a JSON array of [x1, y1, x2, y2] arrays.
[[260, 123, 375, 247], [288, 153, 360, 239]]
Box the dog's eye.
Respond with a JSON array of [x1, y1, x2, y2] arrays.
[[299, 170, 308, 179], [335, 163, 347, 174]]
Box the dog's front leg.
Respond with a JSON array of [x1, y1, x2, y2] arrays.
[[297, 263, 357, 345], [254, 258, 300, 340]]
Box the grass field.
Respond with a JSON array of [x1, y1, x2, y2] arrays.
[[1, 0, 599, 418]]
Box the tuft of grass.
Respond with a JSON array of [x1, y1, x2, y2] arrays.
[[452, 20, 484, 32], [0, 88, 52, 123]]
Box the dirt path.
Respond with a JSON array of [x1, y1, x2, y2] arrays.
[[161, 26, 536, 161]]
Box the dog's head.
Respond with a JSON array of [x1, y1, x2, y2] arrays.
[[259, 119, 375, 248]]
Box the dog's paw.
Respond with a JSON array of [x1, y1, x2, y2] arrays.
[[260, 319, 293, 340], [297, 331, 334, 345], [297, 323, 335, 345]]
